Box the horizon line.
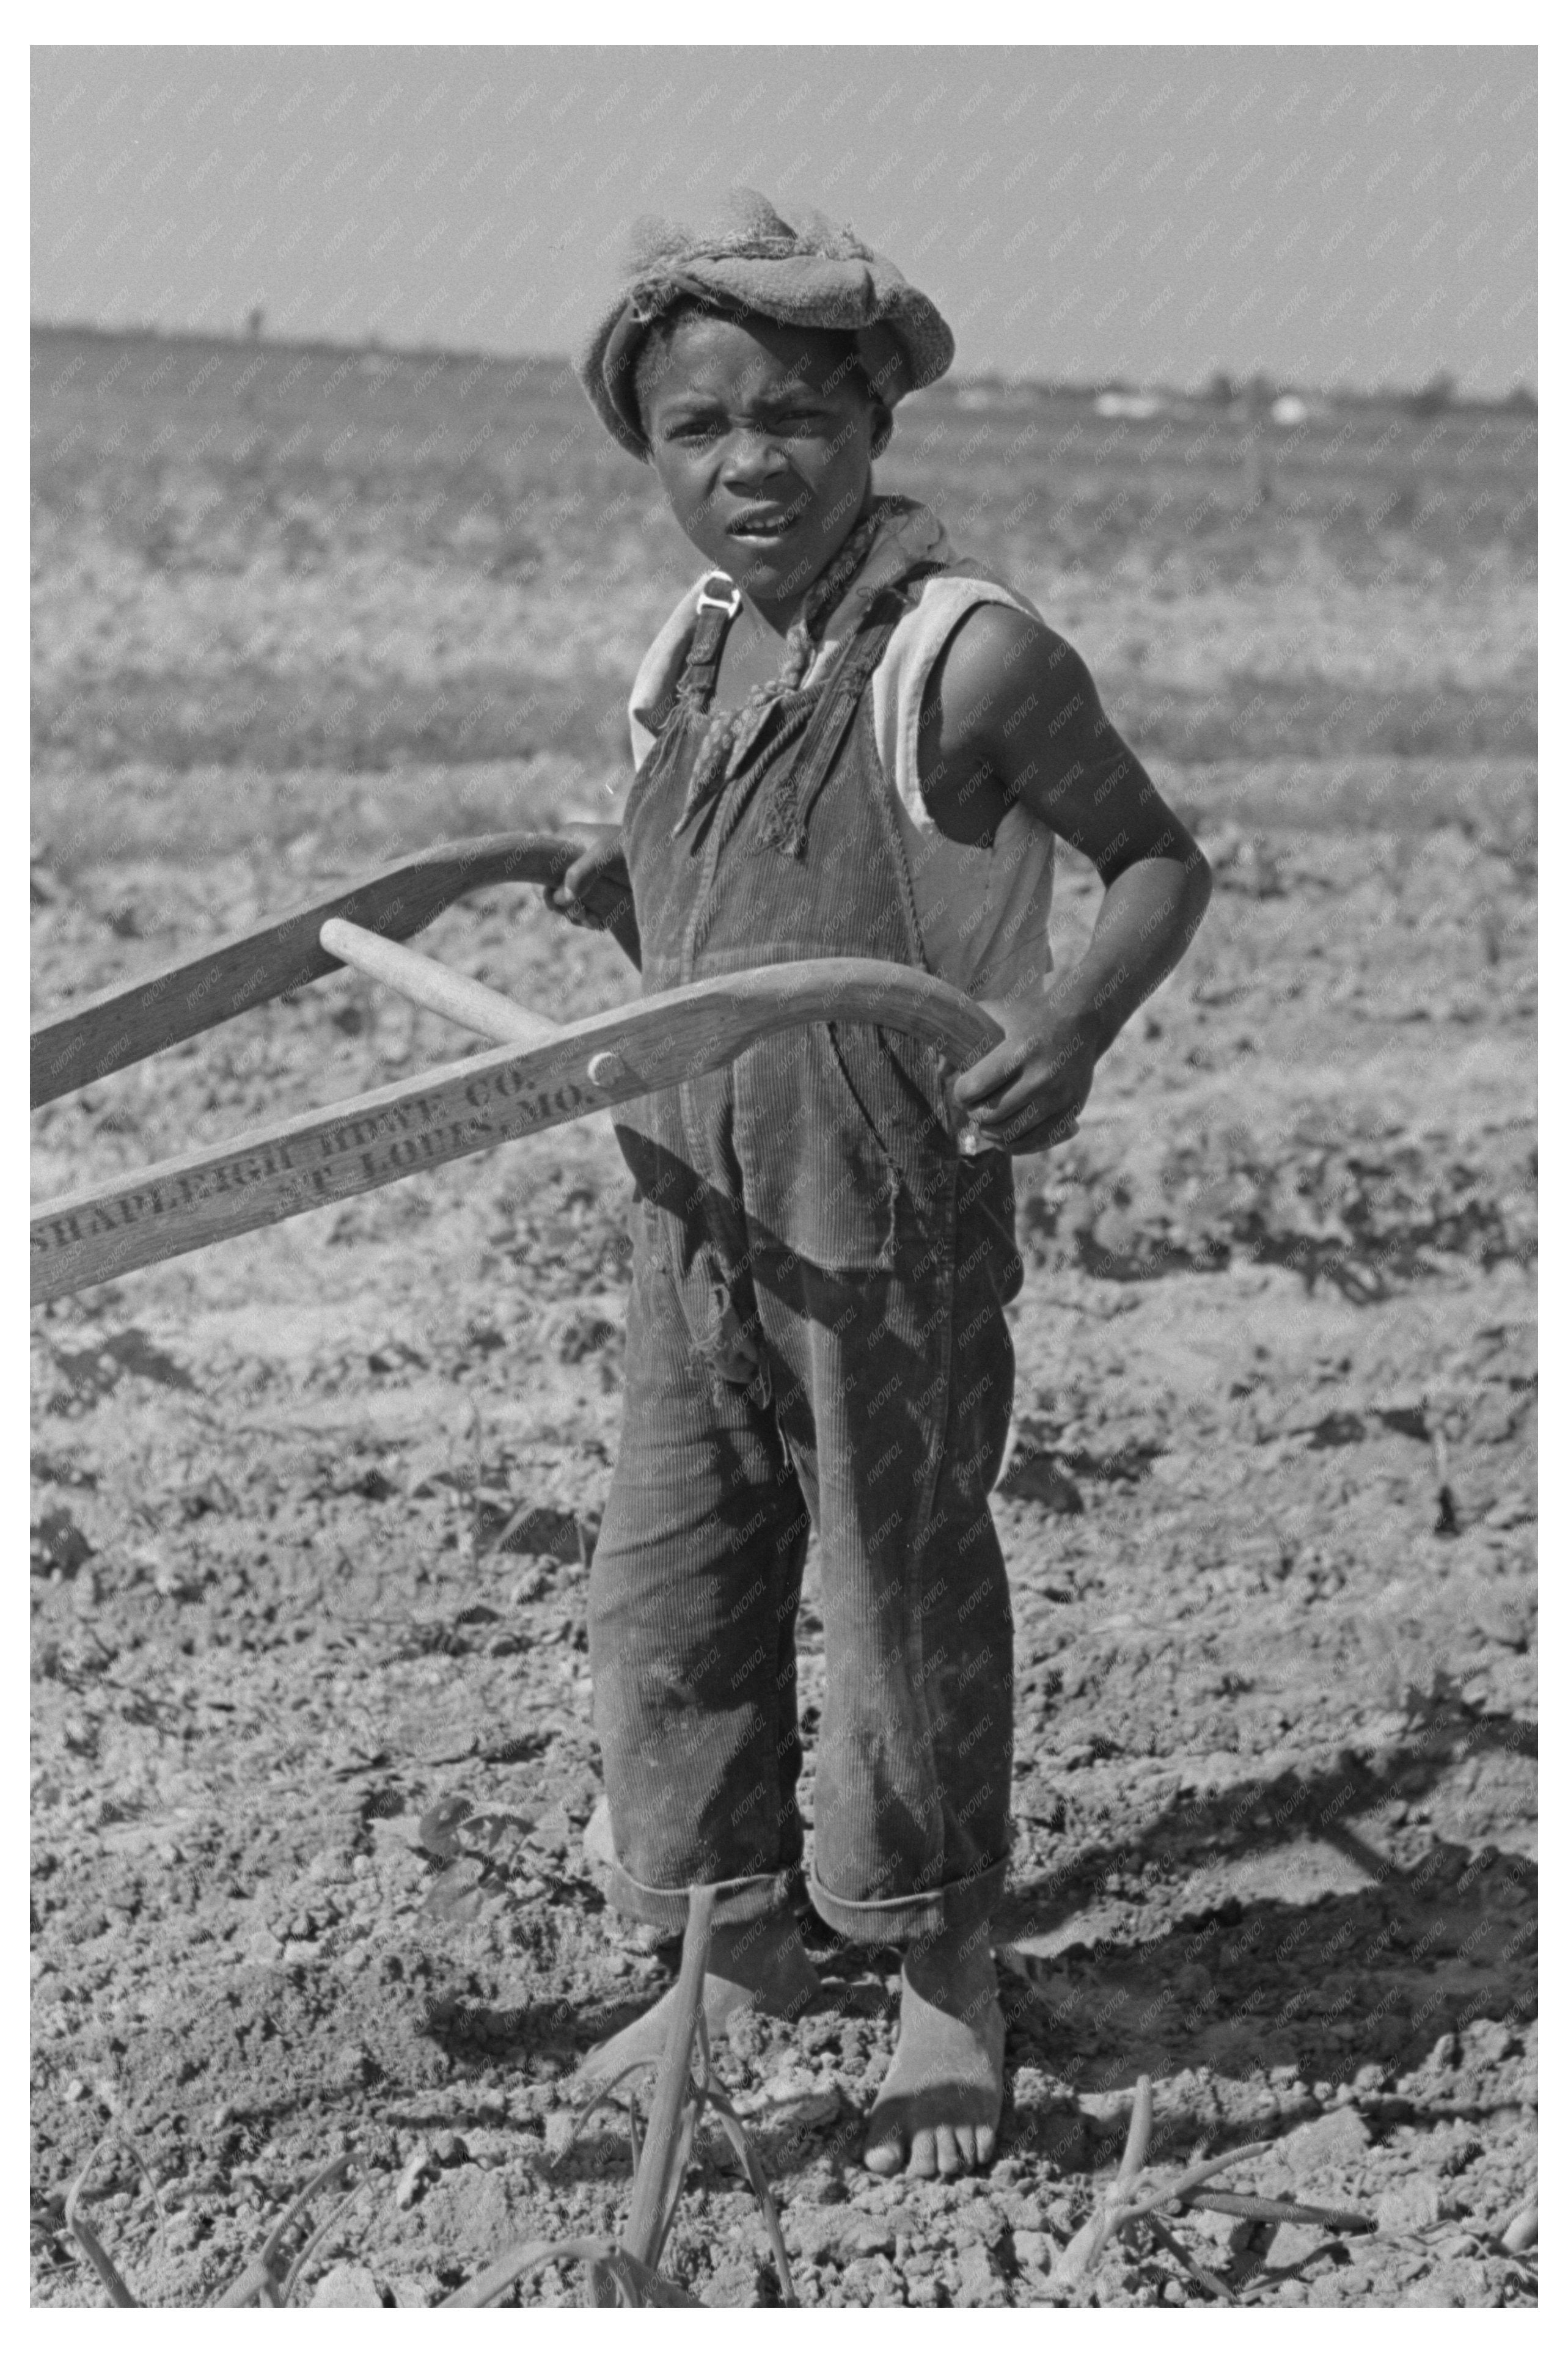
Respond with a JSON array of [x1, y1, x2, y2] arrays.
[[29, 318, 1536, 412]]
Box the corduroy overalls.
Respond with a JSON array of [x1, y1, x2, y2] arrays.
[[588, 569, 1022, 1944]]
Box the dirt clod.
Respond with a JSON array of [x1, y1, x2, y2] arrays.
[[310, 2263, 384, 2307]]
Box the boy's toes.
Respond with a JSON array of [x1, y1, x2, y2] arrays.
[[948, 2119, 997, 2171], [862, 2113, 907, 2176], [863, 2107, 991, 2177]]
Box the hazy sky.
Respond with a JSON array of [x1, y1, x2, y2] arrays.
[[32, 46, 1536, 393]]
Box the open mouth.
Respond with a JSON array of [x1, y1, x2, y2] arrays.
[[727, 508, 802, 543]]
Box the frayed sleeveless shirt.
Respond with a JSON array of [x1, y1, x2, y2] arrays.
[[620, 503, 1057, 1002]]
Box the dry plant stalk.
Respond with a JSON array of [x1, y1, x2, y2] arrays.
[[1046, 2076, 1282, 2304], [1143, 2208, 1238, 2307], [1049, 2072, 1158, 2294], [213, 2154, 357, 2307], [1041, 2076, 1379, 2306], [65, 2126, 354, 2310], [439, 1882, 796, 2308], [63, 2128, 156, 2309]]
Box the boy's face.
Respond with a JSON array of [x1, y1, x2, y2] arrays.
[[640, 315, 888, 617]]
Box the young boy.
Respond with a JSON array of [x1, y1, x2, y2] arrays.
[[551, 189, 1211, 2181]]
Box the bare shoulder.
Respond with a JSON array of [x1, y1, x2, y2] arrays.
[[918, 593, 1189, 875], [925, 599, 1093, 747]]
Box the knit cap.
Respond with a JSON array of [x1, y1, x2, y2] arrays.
[[576, 185, 956, 459]]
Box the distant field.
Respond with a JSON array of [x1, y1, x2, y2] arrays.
[[32, 327, 1536, 854]]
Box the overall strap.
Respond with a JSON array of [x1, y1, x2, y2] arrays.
[[758, 568, 941, 858], [676, 575, 744, 713]]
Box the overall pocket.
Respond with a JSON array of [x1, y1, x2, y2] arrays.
[[732, 1022, 955, 1278]]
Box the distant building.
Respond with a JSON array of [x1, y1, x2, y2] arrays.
[[1093, 392, 1165, 420]]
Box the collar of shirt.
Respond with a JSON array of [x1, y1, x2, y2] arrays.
[[628, 500, 951, 777]]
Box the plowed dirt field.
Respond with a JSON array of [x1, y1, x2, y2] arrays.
[[31, 331, 1536, 2308]]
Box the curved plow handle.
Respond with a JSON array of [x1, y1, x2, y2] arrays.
[[31, 830, 593, 1108], [31, 959, 1003, 1305]]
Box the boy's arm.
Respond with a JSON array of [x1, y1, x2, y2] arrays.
[[918, 604, 1211, 1152], [544, 824, 642, 969]]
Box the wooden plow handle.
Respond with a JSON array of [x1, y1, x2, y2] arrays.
[[31, 830, 594, 1108], [31, 958, 1004, 1306]]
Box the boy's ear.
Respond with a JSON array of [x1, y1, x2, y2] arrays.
[[869, 402, 893, 460]]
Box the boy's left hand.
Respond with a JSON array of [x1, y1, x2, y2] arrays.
[[950, 987, 1102, 1155]]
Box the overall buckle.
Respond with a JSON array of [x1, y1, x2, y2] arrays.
[[695, 576, 742, 618]]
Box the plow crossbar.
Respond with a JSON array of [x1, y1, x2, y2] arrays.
[[31, 958, 1003, 1305], [318, 918, 562, 1050]]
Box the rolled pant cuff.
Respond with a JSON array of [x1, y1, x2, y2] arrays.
[[600, 1851, 803, 1936], [808, 1857, 1008, 1946]]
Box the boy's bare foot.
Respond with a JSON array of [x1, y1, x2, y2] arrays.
[[574, 1912, 820, 2093], [862, 1924, 1005, 2178]]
